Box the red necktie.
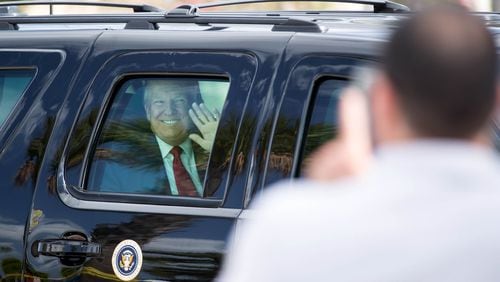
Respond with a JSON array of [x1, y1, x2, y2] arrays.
[[170, 146, 198, 197]]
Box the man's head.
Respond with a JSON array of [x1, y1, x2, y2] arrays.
[[372, 4, 497, 143], [144, 78, 199, 146]]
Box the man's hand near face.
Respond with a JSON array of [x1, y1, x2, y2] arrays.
[[189, 103, 220, 152], [304, 86, 372, 180]]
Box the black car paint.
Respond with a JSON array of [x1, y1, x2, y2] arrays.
[[0, 30, 296, 280]]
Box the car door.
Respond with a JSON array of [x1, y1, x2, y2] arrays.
[[24, 48, 258, 281], [0, 49, 76, 280], [262, 49, 373, 191], [231, 48, 376, 254]]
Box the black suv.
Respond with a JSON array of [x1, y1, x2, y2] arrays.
[[0, 1, 498, 281]]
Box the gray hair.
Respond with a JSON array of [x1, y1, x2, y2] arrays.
[[143, 78, 200, 109]]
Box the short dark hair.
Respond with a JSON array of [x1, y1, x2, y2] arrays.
[[383, 4, 497, 138]]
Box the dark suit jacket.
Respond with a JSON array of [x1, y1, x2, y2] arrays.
[[87, 120, 218, 197]]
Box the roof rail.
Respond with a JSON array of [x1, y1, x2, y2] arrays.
[[197, 0, 409, 13], [162, 7, 321, 32], [0, 14, 322, 32], [0, 1, 164, 14], [166, 4, 199, 17], [124, 19, 158, 29], [0, 22, 17, 30]]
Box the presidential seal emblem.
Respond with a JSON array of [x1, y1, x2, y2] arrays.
[[111, 239, 143, 281]]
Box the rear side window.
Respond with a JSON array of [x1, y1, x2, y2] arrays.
[[0, 69, 35, 126], [86, 76, 230, 198], [300, 78, 348, 173]]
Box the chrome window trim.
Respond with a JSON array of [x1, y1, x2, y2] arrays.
[[57, 163, 241, 218], [58, 181, 239, 218]]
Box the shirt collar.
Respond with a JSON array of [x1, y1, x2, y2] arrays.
[[372, 139, 499, 173], [155, 136, 193, 159]]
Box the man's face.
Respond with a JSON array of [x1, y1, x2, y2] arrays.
[[146, 80, 193, 146]]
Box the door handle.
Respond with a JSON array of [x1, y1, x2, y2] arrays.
[[35, 239, 101, 257]]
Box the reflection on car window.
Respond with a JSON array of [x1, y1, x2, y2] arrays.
[[0, 69, 35, 126], [87, 76, 230, 197], [300, 78, 348, 174]]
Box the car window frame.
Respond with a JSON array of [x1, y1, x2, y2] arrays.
[[58, 51, 257, 212], [0, 50, 64, 150], [0, 68, 37, 126], [296, 75, 350, 176], [262, 55, 374, 191], [85, 73, 231, 203]]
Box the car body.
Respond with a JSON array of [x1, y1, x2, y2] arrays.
[[0, 1, 498, 281]]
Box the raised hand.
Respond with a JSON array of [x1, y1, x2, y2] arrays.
[[188, 103, 221, 152]]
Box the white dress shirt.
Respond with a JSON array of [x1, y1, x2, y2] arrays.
[[218, 140, 500, 282], [156, 137, 203, 195]]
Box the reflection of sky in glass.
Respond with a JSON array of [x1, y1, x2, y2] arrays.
[[0, 71, 34, 125], [309, 79, 348, 126], [199, 80, 229, 113]]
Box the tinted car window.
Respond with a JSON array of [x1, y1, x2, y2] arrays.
[[87, 76, 229, 197], [0, 69, 35, 126], [300, 78, 348, 173]]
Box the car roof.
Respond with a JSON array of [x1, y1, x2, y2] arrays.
[[0, 0, 498, 41], [0, 0, 404, 33]]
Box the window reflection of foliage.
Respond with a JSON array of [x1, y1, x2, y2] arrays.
[[15, 109, 100, 193], [14, 105, 250, 193], [56, 110, 99, 193], [1, 258, 22, 279], [301, 124, 337, 172], [268, 116, 296, 175], [65, 109, 98, 169], [15, 117, 55, 191], [268, 116, 338, 176], [303, 124, 337, 159], [95, 118, 164, 171], [213, 112, 250, 174]]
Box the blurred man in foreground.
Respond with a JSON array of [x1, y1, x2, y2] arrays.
[[218, 4, 500, 281]]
